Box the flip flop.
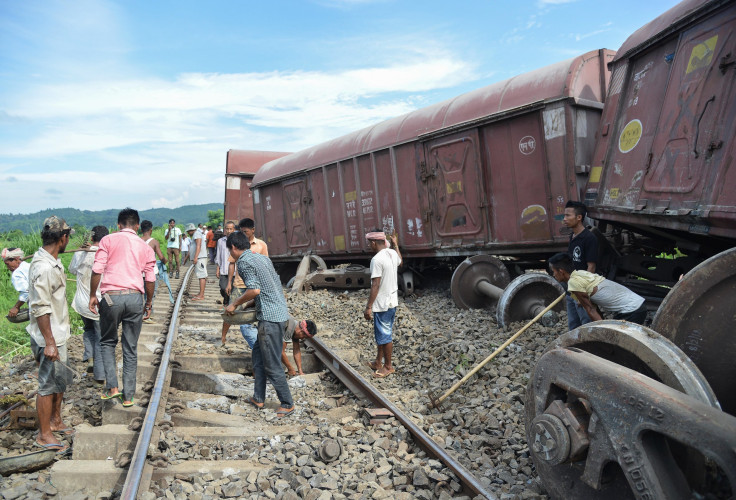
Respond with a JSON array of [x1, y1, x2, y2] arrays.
[[372, 369, 395, 378], [276, 407, 294, 418], [367, 361, 380, 371], [52, 427, 75, 436], [101, 391, 123, 400], [34, 441, 70, 454], [248, 397, 264, 409], [122, 399, 135, 408]]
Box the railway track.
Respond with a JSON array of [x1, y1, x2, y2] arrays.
[[48, 263, 495, 499]]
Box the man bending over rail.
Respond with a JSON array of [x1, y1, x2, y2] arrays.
[[281, 318, 317, 376], [225, 231, 294, 418], [548, 253, 647, 325]]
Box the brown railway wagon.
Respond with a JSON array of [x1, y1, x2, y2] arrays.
[[224, 149, 290, 223], [586, 0, 736, 250], [252, 49, 615, 265]]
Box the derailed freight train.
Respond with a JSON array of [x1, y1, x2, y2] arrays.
[[250, 49, 614, 320]]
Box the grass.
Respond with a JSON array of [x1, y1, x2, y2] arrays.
[[0, 225, 173, 363]]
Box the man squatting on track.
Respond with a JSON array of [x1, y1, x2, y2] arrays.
[[224, 218, 268, 348], [224, 231, 294, 417], [191, 222, 209, 301], [69, 225, 109, 382], [2, 247, 30, 320], [563, 200, 599, 331], [281, 317, 318, 376], [90, 208, 156, 407], [364, 231, 402, 378], [27, 216, 75, 452], [164, 218, 182, 279], [549, 253, 648, 325]]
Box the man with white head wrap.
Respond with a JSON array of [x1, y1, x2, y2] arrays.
[[363, 230, 402, 378], [2, 247, 30, 319]]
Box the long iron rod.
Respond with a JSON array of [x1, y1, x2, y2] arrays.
[[120, 265, 194, 500]]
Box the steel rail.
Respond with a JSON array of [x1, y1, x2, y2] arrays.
[[120, 265, 195, 500], [305, 336, 496, 500]]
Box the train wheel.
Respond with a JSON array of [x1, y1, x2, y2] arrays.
[[495, 273, 564, 330], [651, 247, 736, 416], [450, 255, 510, 309], [525, 321, 725, 499]]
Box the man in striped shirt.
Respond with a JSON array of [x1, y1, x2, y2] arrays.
[[224, 231, 294, 418]]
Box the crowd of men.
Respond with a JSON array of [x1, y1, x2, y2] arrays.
[[6, 209, 407, 453]]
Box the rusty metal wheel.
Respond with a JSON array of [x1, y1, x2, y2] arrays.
[[496, 273, 564, 330], [525, 321, 727, 500], [652, 247, 736, 417], [450, 255, 510, 309]]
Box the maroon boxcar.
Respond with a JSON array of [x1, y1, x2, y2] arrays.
[[252, 49, 614, 266], [224, 150, 290, 223], [587, 0, 736, 251]]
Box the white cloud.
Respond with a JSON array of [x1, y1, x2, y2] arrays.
[[1, 57, 475, 161]]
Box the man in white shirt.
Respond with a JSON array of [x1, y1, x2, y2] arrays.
[[2, 247, 30, 320], [69, 226, 108, 382], [191, 223, 209, 301], [364, 231, 402, 378], [164, 219, 182, 279]]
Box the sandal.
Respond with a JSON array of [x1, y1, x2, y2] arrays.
[[101, 390, 123, 400], [122, 398, 135, 408], [248, 397, 264, 409], [276, 407, 294, 418]]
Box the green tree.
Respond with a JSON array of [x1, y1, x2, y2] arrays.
[[207, 209, 224, 227]]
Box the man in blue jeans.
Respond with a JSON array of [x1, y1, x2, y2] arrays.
[[224, 232, 294, 417], [364, 231, 402, 378], [563, 200, 598, 330]]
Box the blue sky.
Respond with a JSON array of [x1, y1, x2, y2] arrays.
[[0, 0, 680, 214]]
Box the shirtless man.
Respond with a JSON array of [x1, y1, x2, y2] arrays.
[[140, 220, 170, 323], [164, 219, 182, 279]]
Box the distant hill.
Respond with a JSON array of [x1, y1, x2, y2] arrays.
[[0, 203, 223, 233]]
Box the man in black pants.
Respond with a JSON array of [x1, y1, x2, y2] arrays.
[[563, 200, 598, 330]]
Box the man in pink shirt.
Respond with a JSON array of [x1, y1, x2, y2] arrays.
[[89, 208, 155, 408]]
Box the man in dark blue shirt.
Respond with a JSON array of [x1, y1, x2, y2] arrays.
[[563, 201, 598, 330], [224, 231, 294, 417]]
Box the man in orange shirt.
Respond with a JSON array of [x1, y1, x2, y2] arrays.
[[206, 226, 217, 264]]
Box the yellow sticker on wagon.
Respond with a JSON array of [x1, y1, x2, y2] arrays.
[[446, 181, 463, 194], [686, 35, 718, 75], [619, 119, 642, 153]]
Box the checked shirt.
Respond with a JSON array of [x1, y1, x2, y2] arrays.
[[236, 249, 289, 323]]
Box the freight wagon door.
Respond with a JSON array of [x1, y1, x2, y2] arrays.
[[642, 11, 736, 212], [423, 131, 485, 244], [283, 178, 311, 250]]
